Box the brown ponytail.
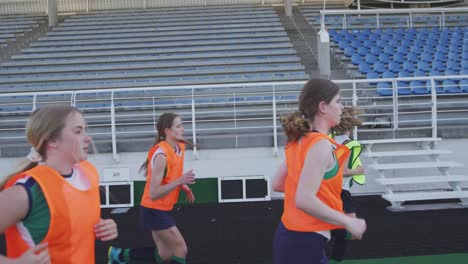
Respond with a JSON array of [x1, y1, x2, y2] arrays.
[[282, 78, 340, 143], [281, 111, 311, 143]]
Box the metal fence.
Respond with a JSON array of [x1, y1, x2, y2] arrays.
[[0, 76, 467, 160], [0, 0, 327, 14]]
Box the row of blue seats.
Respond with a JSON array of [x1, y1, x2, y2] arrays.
[[335, 33, 467, 47], [366, 68, 468, 80], [376, 79, 468, 96], [359, 61, 468, 75], [0, 95, 300, 112], [65, 10, 275, 22], [0, 55, 300, 73], [0, 71, 309, 91], [2, 49, 298, 67], [18, 42, 292, 57], [0, 63, 305, 82], [30, 32, 287, 47], [341, 40, 468, 56], [310, 16, 468, 25], [46, 23, 283, 37], [23, 37, 290, 53], [39, 28, 285, 41], [55, 18, 281, 31]]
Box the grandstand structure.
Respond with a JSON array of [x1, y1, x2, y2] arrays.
[[1, 0, 468, 263]]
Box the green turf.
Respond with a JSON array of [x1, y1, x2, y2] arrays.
[[343, 254, 468, 264]]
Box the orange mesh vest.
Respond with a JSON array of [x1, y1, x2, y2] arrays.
[[281, 132, 350, 232], [141, 141, 185, 211], [3, 161, 100, 263]]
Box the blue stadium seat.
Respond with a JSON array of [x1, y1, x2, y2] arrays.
[[379, 53, 391, 64], [445, 69, 458, 76], [338, 40, 349, 50], [397, 46, 408, 53], [425, 80, 445, 94], [357, 46, 368, 56], [365, 53, 378, 64], [351, 53, 363, 65], [460, 79, 468, 93], [429, 69, 442, 76], [359, 62, 371, 74], [383, 46, 395, 55], [448, 52, 461, 63], [388, 39, 399, 47], [414, 70, 426, 77], [394, 53, 406, 63], [432, 61, 445, 72], [460, 69, 468, 75], [377, 82, 393, 96], [417, 61, 431, 72], [410, 45, 422, 54], [351, 39, 361, 48], [370, 46, 382, 55], [443, 80, 462, 93], [382, 71, 395, 78], [373, 62, 386, 74], [367, 70, 380, 80], [407, 53, 419, 63], [461, 60, 468, 70], [388, 61, 401, 73], [434, 52, 446, 62], [421, 53, 432, 63], [410, 80, 429, 95], [403, 61, 416, 73], [397, 71, 411, 95], [344, 46, 355, 57]]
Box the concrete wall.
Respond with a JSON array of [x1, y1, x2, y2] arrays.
[[1, 138, 468, 199]]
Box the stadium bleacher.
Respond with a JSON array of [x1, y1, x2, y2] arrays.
[[0, 14, 46, 48], [0, 6, 308, 93]]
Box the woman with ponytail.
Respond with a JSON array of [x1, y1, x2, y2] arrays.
[[0, 104, 118, 264], [272, 79, 367, 264], [108, 113, 195, 264]]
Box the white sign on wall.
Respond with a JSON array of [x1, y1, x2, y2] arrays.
[[102, 167, 130, 182]]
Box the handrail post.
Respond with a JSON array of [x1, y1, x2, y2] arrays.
[[272, 85, 279, 156], [191, 88, 199, 159], [110, 91, 119, 162], [430, 78, 438, 140]]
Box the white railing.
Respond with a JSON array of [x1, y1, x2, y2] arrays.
[[320, 7, 468, 29], [0, 76, 467, 161], [0, 0, 331, 14]]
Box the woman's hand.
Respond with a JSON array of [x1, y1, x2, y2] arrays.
[[178, 169, 196, 185], [181, 184, 195, 203], [14, 243, 50, 264], [94, 218, 118, 241]]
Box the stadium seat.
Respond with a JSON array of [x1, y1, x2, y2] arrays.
[[388, 61, 401, 73], [460, 79, 468, 93], [410, 80, 429, 95], [377, 82, 393, 96], [443, 80, 462, 93]]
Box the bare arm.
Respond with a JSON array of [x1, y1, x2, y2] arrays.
[[149, 155, 195, 200], [149, 155, 182, 200], [0, 186, 29, 233], [272, 161, 287, 193], [0, 243, 50, 264], [295, 139, 350, 226], [342, 157, 365, 177], [0, 186, 51, 263]]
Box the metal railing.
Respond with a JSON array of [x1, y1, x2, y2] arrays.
[[0, 0, 336, 14], [319, 7, 468, 29], [0, 76, 467, 161]]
